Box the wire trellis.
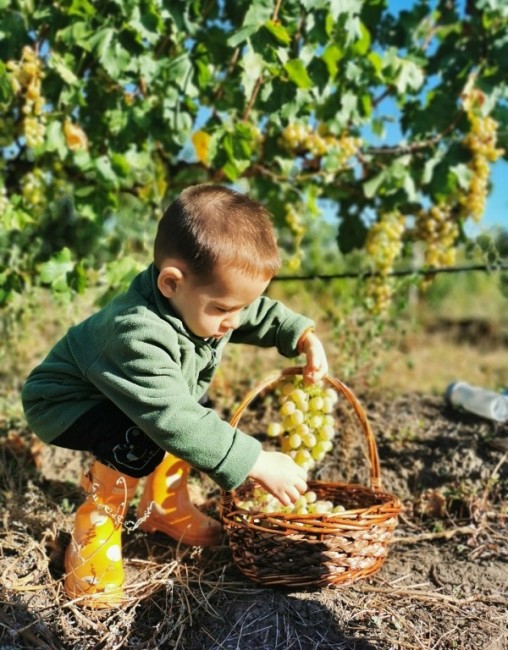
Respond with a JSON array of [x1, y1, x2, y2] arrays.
[[273, 262, 508, 282]]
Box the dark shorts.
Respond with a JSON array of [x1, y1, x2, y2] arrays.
[[52, 401, 165, 478]]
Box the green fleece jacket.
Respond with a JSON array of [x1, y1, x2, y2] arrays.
[[21, 264, 314, 490]]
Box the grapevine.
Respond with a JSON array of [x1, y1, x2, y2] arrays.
[[6, 46, 46, 148], [237, 376, 346, 515]]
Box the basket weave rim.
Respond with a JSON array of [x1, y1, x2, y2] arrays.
[[222, 479, 402, 536]]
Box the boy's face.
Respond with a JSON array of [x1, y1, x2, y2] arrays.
[[162, 264, 270, 339]]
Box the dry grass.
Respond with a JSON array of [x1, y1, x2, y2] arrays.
[[375, 329, 508, 395], [1, 387, 507, 649]]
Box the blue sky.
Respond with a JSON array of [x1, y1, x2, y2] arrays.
[[475, 160, 508, 233]]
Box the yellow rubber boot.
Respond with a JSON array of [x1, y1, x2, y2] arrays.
[[137, 453, 223, 546], [64, 462, 138, 608]]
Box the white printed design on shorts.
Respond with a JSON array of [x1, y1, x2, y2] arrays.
[[111, 426, 159, 471]]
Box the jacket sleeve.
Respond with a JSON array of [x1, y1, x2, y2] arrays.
[[85, 315, 261, 491], [230, 295, 315, 358]]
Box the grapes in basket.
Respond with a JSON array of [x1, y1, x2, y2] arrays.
[[237, 376, 345, 516]]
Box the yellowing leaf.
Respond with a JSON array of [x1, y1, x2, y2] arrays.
[[192, 130, 211, 165], [63, 120, 88, 151]]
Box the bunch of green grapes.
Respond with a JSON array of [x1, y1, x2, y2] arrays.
[[364, 276, 396, 316], [282, 123, 324, 155], [284, 203, 306, 272], [237, 376, 347, 516], [271, 376, 339, 470], [21, 169, 46, 207], [281, 123, 361, 167], [364, 211, 405, 314], [238, 485, 347, 516], [460, 90, 504, 222], [365, 211, 405, 275], [7, 46, 46, 148], [328, 132, 362, 169], [415, 203, 458, 269]]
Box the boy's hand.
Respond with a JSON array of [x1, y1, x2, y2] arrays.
[[298, 330, 328, 384], [248, 450, 308, 506]]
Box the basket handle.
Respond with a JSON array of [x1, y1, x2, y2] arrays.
[[226, 366, 382, 497]]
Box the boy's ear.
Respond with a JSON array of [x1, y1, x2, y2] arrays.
[[157, 265, 185, 298]]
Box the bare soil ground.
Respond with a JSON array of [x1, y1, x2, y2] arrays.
[[1, 373, 507, 649]]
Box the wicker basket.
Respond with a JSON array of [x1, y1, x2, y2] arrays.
[[220, 367, 402, 588]]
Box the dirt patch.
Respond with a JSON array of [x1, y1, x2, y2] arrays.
[[1, 389, 507, 649]]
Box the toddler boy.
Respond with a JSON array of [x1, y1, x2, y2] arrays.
[[21, 184, 328, 606]]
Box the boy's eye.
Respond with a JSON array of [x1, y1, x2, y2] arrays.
[[216, 305, 246, 314]]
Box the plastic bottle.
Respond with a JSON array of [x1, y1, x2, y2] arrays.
[[445, 382, 508, 422]]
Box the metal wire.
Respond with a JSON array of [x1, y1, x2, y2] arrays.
[[272, 262, 508, 282]]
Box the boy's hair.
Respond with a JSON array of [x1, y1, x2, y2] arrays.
[[154, 184, 281, 280]]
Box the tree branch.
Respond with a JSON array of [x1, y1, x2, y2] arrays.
[[365, 111, 463, 156]]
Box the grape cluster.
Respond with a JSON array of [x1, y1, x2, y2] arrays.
[[460, 89, 504, 222], [281, 123, 360, 167], [237, 377, 346, 515], [364, 211, 405, 314], [284, 203, 305, 272], [21, 169, 46, 207], [365, 211, 405, 275], [364, 277, 396, 316], [415, 203, 458, 269], [240, 485, 347, 516], [7, 46, 46, 148]]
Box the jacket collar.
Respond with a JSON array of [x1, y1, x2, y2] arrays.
[[141, 264, 223, 348]]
